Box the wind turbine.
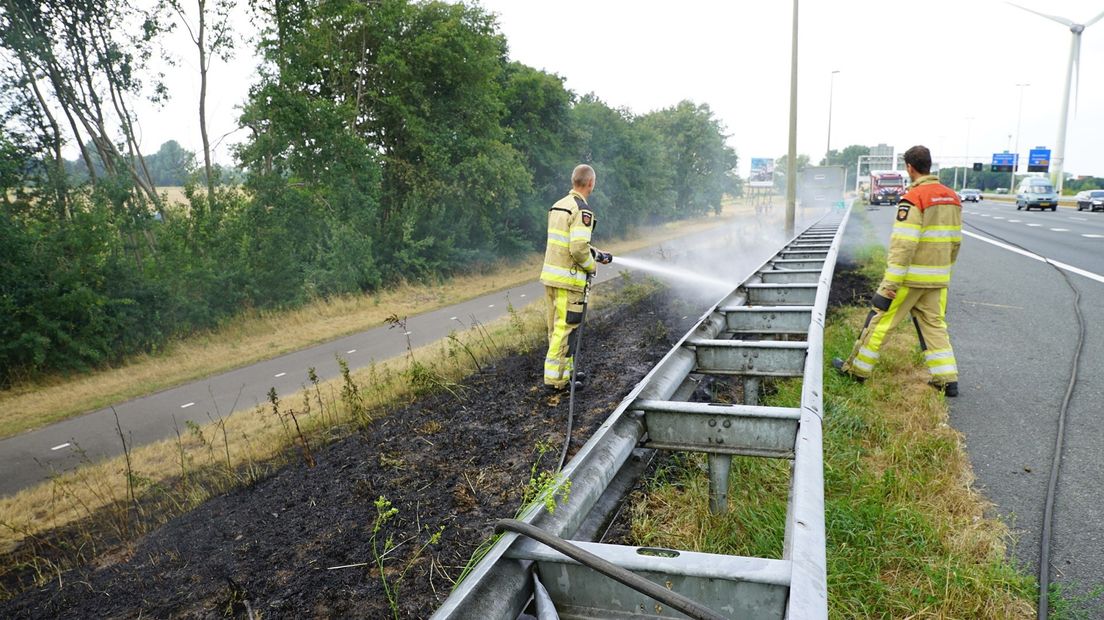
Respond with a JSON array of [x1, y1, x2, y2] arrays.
[[1007, 3, 1104, 194]]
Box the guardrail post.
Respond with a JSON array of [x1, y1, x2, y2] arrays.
[[707, 453, 731, 514]]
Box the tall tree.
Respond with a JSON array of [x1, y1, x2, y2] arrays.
[[167, 0, 235, 209], [641, 101, 738, 216]]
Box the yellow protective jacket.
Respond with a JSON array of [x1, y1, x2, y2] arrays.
[[879, 175, 962, 294], [540, 190, 597, 292]]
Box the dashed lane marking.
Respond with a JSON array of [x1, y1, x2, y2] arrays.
[[963, 230, 1104, 285], [1050, 228, 1069, 232], [488, 304, 495, 308], [50, 442, 71, 451], [992, 216, 1005, 220], [274, 372, 286, 378], [403, 331, 412, 336], [1083, 234, 1104, 239], [1008, 219, 1022, 222], [520, 294, 526, 298], [1070, 217, 1087, 221], [347, 349, 356, 354], [181, 402, 195, 409], [1026, 223, 1041, 227], [449, 316, 458, 321]]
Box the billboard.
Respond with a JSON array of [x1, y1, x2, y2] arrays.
[[991, 152, 1017, 173], [1028, 147, 1051, 173], [749, 158, 774, 187]]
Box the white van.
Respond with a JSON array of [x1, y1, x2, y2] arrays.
[[1015, 177, 1059, 211]]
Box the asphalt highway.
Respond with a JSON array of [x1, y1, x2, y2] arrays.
[[858, 200, 1104, 606], [0, 204, 830, 497]]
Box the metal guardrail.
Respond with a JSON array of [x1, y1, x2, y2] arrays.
[[433, 205, 852, 619]]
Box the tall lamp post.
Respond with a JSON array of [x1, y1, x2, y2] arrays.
[[785, 0, 799, 235], [825, 70, 840, 165], [1011, 83, 1030, 191]]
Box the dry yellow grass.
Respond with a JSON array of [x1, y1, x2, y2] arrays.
[[0, 200, 753, 439], [0, 299, 549, 556]]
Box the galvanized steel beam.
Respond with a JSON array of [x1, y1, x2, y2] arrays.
[[744, 283, 818, 306], [721, 306, 813, 334]]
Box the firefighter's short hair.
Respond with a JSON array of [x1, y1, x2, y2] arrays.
[[572, 164, 595, 188], [904, 146, 932, 174]]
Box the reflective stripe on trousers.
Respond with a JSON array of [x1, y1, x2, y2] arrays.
[[842, 286, 957, 383], [544, 286, 585, 387]]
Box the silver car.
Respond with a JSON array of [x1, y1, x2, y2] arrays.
[[1075, 190, 1104, 212], [957, 188, 981, 202], [1016, 179, 1059, 211]]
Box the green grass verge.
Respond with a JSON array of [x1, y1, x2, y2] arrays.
[[629, 246, 1038, 618]]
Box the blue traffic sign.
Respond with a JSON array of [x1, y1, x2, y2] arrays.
[[991, 152, 1017, 172], [1028, 147, 1051, 172]]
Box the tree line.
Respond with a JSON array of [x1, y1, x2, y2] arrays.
[[0, 0, 740, 385]]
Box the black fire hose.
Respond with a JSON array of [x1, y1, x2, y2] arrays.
[[963, 220, 1084, 620], [494, 519, 728, 620], [557, 273, 593, 471]]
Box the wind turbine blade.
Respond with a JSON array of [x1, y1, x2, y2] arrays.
[[1005, 1, 1074, 27], [1085, 8, 1104, 28]]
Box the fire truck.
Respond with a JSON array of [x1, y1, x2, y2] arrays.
[[868, 170, 907, 206]]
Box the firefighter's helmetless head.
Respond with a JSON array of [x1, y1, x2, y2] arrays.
[[572, 164, 596, 197], [903, 145, 932, 180]]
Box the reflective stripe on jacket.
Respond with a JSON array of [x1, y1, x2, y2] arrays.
[[881, 175, 962, 291], [540, 190, 597, 292]]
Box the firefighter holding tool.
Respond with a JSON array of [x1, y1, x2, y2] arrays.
[[833, 145, 962, 397], [540, 164, 612, 392]]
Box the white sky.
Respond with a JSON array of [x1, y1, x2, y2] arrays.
[[137, 0, 1104, 177]]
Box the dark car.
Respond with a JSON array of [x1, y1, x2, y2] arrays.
[[1075, 190, 1104, 212], [957, 188, 981, 202]]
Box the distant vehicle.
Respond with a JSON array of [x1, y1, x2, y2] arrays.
[[994, 188, 1009, 194], [1076, 190, 1104, 212], [868, 170, 906, 206], [957, 188, 981, 202], [1015, 177, 1059, 211]]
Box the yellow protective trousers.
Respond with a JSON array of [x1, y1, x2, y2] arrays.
[[544, 286, 586, 388], [842, 285, 958, 384]]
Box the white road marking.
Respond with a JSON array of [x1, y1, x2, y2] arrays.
[[520, 294, 526, 298], [1026, 223, 1041, 227], [50, 442, 71, 451], [449, 316, 458, 321], [992, 216, 1005, 220], [181, 402, 195, 409], [1083, 234, 1104, 239], [963, 230, 1104, 285], [488, 304, 495, 308], [347, 349, 356, 354], [1070, 217, 1087, 221], [1050, 228, 1069, 232], [1008, 219, 1022, 223], [979, 214, 990, 217], [403, 331, 412, 336], [274, 372, 286, 378], [962, 300, 1025, 310]]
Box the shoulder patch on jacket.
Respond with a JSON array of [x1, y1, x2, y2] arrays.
[[581, 211, 593, 227], [896, 204, 911, 222]]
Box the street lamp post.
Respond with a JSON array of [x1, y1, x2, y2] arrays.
[[785, 0, 799, 235], [825, 70, 839, 165], [1011, 83, 1029, 191]]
